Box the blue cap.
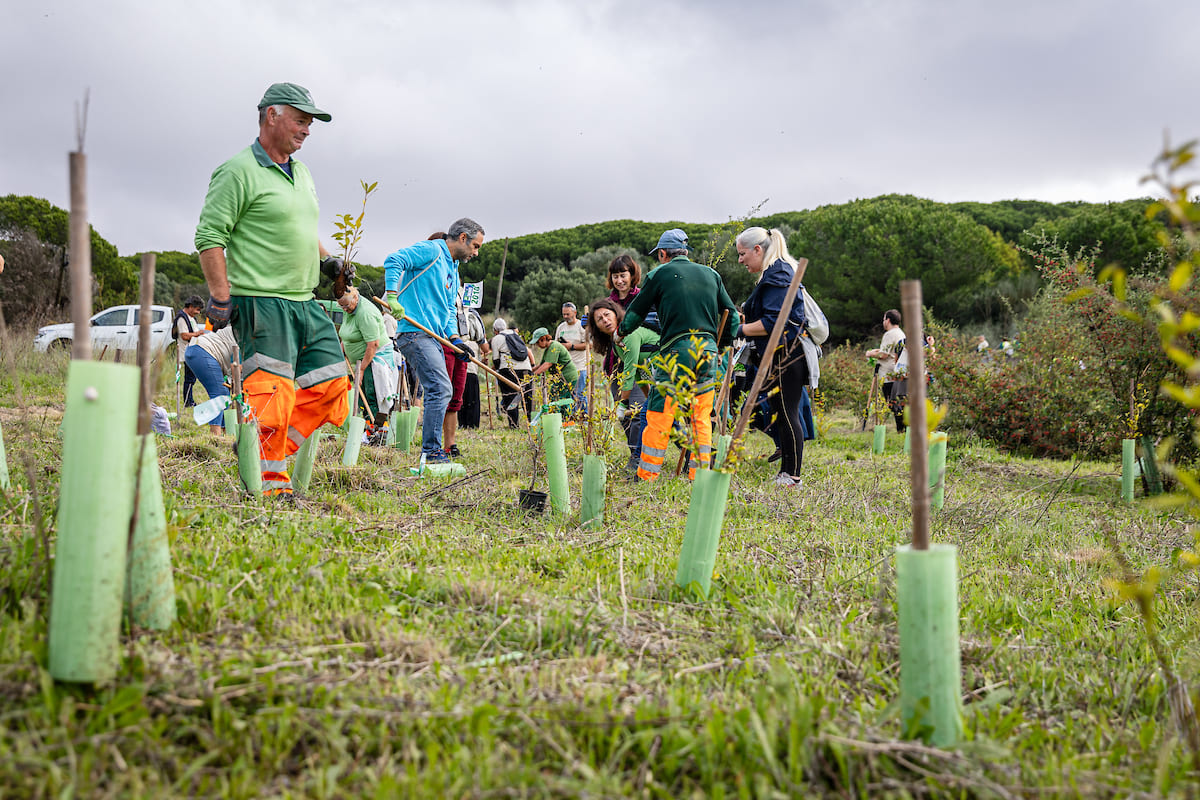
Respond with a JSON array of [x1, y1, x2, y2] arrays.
[[649, 228, 689, 255]]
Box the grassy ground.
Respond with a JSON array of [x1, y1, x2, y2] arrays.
[[1, 346, 1198, 798]]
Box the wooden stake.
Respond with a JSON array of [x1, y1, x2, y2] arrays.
[[231, 346, 244, 425], [69, 151, 91, 360], [136, 254, 156, 436], [901, 280, 929, 551]]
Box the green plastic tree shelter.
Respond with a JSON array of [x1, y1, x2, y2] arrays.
[[1121, 438, 1136, 502], [0, 420, 9, 490], [872, 424, 887, 454], [126, 252, 175, 630], [581, 454, 606, 529], [223, 408, 238, 441], [237, 421, 262, 495], [126, 433, 175, 629], [393, 408, 418, 453], [291, 430, 319, 494], [342, 415, 365, 466], [541, 412, 571, 515], [929, 432, 948, 511], [895, 280, 962, 746], [713, 433, 732, 470], [675, 468, 733, 596], [49, 360, 141, 683]]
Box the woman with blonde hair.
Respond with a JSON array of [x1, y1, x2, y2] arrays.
[[734, 226, 809, 487]]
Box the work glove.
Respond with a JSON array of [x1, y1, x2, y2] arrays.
[[384, 292, 405, 320], [449, 336, 470, 362], [320, 255, 355, 284], [206, 296, 233, 331], [615, 402, 630, 422]]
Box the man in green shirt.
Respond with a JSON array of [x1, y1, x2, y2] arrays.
[[530, 326, 578, 407], [195, 82, 353, 498], [618, 228, 740, 481], [337, 287, 396, 428]]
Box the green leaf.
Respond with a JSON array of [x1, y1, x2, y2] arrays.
[[1169, 262, 1193, 292]]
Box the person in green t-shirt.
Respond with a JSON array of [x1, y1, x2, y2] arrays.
[[195, 82, 354, 498], [337, 287, 396, 428], [529, 326, 578, 407]]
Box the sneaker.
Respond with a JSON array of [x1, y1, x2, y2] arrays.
[[772, 472, 798, 487], [449, 444, 461, 458], [424, 448, 452, 464], [767, 448, 782, 463]]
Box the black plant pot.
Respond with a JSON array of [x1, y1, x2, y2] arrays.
[[518, 489, 548, 513]]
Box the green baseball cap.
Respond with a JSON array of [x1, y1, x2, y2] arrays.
[[529, 327, 550, 343], [258, 82, 331, 122]]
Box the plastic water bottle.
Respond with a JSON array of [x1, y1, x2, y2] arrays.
[[193, 395, 231, 426]]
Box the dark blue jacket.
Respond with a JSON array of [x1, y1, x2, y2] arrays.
[[742, 259, 806, 356]]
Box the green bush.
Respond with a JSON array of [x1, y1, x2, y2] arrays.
[[930, 234, 1200, 460], [813, 341, 874, 414]]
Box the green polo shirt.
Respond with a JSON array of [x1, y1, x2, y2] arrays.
[[614, 326, 659, 394], [620, 256, 739, 352], [540, 340, 579, 384], [339, 296, 388, 363], [195, 140, 321, 301]]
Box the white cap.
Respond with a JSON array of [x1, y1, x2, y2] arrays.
[[493, 317, 507, 332]]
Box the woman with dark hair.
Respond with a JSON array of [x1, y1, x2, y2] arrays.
[[602, 254, 644, 393], [606, 254, 642, 309], [587, 297, 659, 471], [735, 226, 809, 487]]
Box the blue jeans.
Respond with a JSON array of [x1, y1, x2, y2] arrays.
[[574, 372, 588, 414], [184, 345, 229, 427], [396, 331, 451, 454]]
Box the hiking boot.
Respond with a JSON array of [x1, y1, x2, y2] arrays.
[[626, 454, 640, 472], [449, 444, 461, 458]]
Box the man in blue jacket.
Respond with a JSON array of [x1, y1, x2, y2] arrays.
[[382, 219, 484, 462]]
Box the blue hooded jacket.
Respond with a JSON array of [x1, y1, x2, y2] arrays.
[[383, 239, 460, 340]]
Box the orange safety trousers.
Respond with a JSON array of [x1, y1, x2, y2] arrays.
[[244, 371, 351, 495], [636, 389, 714, 482]]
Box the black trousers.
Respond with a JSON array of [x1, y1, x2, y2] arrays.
[[459, 373, 481, 428], [497, 367, 533, 428]]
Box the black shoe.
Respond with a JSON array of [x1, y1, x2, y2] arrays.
[[767, 449, 782, 463], [449, 444, 461, 458]]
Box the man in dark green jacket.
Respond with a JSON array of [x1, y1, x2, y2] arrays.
[[619, 229, 740, 480]]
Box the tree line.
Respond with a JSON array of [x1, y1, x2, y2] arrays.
[[0, 192, 1168, 339]]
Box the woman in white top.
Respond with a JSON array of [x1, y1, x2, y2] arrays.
[[865, 309, 907, 432], [183, 326, 237, 433]]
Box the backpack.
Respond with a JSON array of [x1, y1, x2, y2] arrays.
[[801, 288, 829, 345], [503, 332, 529, 362], [171, 310, 188, 342]]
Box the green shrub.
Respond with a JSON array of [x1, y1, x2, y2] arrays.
[[814, 341, 874, 413], [930, 233, 1200, 460]]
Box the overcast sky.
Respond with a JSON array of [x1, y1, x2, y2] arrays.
[[4, 0, 1199, 266]]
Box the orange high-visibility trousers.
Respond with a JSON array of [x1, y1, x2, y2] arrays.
[[636, 389, 715, 481], [244, 370, 350, 494]]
